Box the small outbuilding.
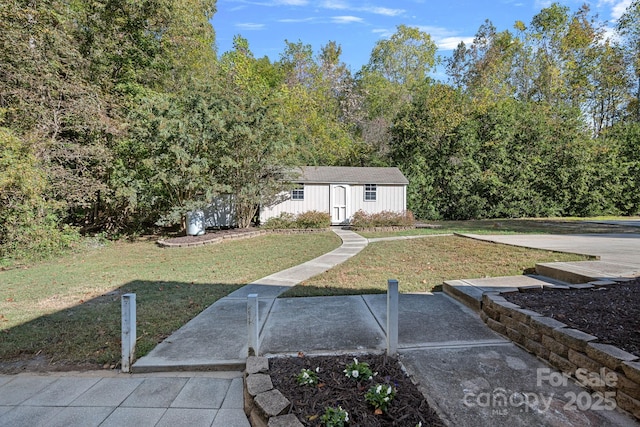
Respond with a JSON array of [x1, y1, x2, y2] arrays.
[[260, 166, 409, 225]]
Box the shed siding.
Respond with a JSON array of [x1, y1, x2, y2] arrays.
[[260, 183, 406, 223], [261, 184, 329, 222], [350, 185, 406, 214]]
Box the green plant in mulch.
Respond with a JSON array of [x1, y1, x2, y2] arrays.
[[365, 383, 397, 413], [343, 357, 374, 381], [296, 367, 320, 386], [320, 406, 349, 427]]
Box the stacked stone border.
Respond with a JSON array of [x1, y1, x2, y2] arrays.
[[244, 356, 303, 427], [157, 228, 330, 248], [480, 291, 640, 421]]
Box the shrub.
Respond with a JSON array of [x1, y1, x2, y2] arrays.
[[262, 211, 330, 229], [295, 210, 331, 228], [350, 210, 415, 228], [262, 212, 297, 229]]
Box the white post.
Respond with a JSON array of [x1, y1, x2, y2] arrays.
[[247, 294, 259, 356], [121, 293, 136, 373], [387, 279, 399, 356]]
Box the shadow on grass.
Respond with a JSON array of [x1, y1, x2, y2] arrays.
[[0, 280, 242, 372]]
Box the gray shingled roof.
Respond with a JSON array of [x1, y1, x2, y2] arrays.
[[291, 166, 409, 185]]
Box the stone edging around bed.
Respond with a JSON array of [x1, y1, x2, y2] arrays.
[[481, 292, 640, 421], [243, 356, 302, 427], [157, 228, 330, 248]]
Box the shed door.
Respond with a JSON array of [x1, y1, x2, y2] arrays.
[[331, 185, 349, 224]]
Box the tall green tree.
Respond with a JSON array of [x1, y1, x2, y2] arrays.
[[358, 25, 438, 157], [618, 0, 640, 121]]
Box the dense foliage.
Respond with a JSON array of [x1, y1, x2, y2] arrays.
[[262, 211, 331, 229], [1, 0, 639, 260]]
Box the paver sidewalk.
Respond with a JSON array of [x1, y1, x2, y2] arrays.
[[0, 371, 248, 427]]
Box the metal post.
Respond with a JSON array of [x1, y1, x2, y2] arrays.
[[248, 294, 259, 356], [387, 280, 399, 356], [121, 293, 136, 373]]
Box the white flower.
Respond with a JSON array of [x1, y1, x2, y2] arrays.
[[384, 396, 390, 402], [376, 385, 382, 394], [353, 358, 358, 365], [302, 372, 309, 378], [352, 370, 359, 378], [387, 386, 393, 395], [315, 367, 320, 373]]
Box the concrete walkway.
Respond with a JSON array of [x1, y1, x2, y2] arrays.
[[2, 228, 639, 426], [132, 228, 368, 371]]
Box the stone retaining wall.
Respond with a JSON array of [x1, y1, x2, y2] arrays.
[[244, 356, 303, 427], [157, 228, 330, 248], [349, 225, 414, 232], [481, 293, 640, 421]]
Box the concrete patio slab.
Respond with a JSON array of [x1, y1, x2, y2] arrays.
[[400, 344, 636, 427], [259, 295, 386, 355], [361, 293, 506, 347]]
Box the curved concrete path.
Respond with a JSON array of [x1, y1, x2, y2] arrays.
[[133, 228, 368, 372]]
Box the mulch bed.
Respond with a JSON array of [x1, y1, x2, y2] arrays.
[[269, 353, 444, 427], [503, 278, 640, 357], [159, 228, 260, 245]]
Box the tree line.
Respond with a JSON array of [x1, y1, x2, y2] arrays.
[[1, 0, 639, 259]]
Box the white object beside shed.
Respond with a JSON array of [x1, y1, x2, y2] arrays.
[[260, 166, 409, 225]]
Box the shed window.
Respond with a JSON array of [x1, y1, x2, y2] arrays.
[[364, 184, 377, 201], [292, 184, 304, 200]]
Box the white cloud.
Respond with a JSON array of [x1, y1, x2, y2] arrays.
[[534, 0, 553, 9], [321, 0, 349, 9], [278, 17, 315, 22], [320, 1, 404, 16], [372, 28, 394, 38], [332, 15, 364, 24], [373, 25, 474, 51], [364, 6, 405, 16], [236, 23, 266, 30], [607, 0, 632, 19], [437, 36, 475, 50], [274, 0, 309, 5]]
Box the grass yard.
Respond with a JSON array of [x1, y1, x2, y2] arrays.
[[357, 217, 640, 238], [281, 235, 591, 297], [1, 217, 635, 371], [0, 232, 341, 370]]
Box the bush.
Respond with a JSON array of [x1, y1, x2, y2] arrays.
[[262, 212, 298, 229], [295, 210, 331, 229], [0, 127, 80, 265], [262, 211, 331, 229], [350, 210, 415, 228]]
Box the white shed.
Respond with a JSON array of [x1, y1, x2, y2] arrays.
[[260, 166, 409, 225]]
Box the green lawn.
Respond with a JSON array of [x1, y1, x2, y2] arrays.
[[281, 234, 592, 297], [357, 217, 640, 238], [1, 217, 635, 371], [0, 232, 341, 369]]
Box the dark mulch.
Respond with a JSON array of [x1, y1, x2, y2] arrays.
[[160, 228, 259, 245], [503, 278, 640, 357], [269, 353, 444, 427]]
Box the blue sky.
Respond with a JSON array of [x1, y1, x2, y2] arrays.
[[211, 0, 632, 74]]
